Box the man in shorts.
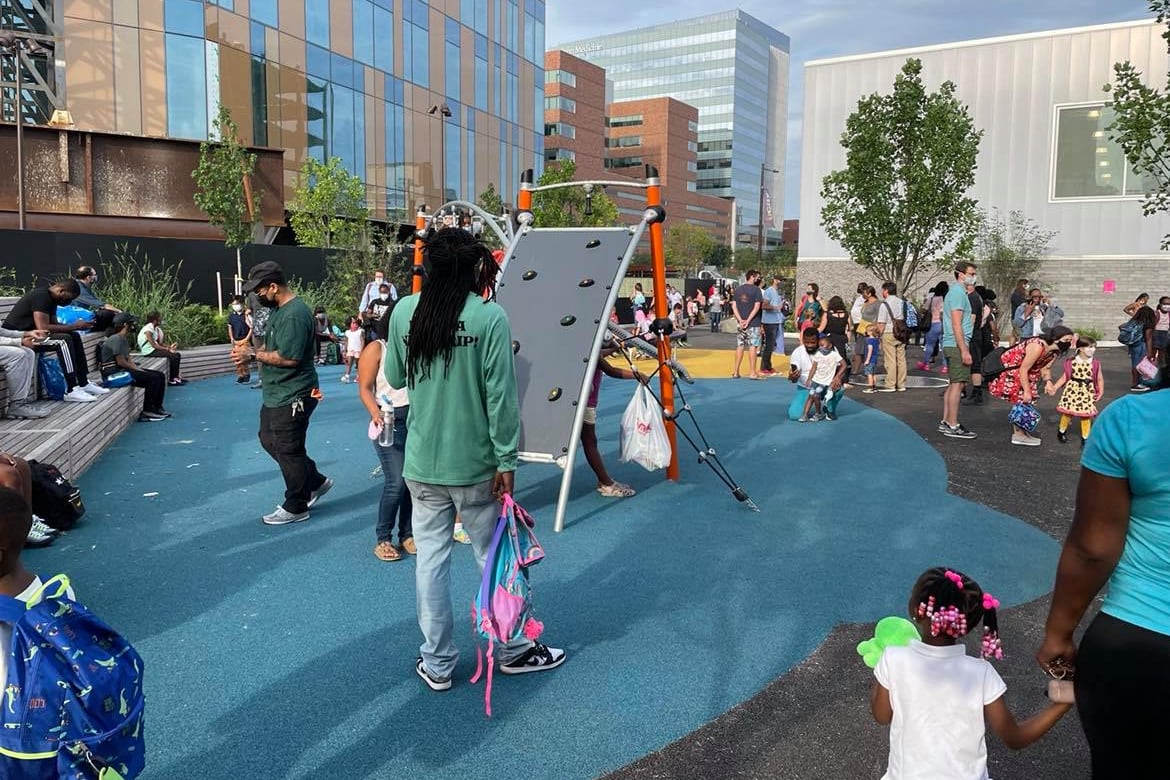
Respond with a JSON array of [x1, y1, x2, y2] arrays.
[[939, 262, 977, 439], [731, 270, 764, 379]]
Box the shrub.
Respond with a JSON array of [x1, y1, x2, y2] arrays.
[[168, 305, 229, 347], [1074, 327, 1105, 342]]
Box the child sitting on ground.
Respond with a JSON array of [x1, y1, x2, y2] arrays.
[[800, 334, 844, 422], [871, 567, 1071, 780], [863, 325, 881, 394], [1046, 336, 1103, 447], [341, 315, 365, 383]]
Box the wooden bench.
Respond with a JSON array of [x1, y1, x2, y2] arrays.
[[173, 344, 235, 382]]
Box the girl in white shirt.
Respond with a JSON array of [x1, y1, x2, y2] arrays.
[[341, 316, 365, 384], [871, 567, 1071, 780]]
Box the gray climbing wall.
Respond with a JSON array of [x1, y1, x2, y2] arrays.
[[496, 227, 636, 463]]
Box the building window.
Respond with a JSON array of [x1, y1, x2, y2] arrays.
[[545, 148, 574, 162], [605, 156, 643, 169], [698, 139, 732, 153], [605, 135, 641, 148], [688, 120, 698, 133], [544, 95, 575, 112], [1053, 104, 1154, 199], [251, 0, 279, 27], [687, 141, 698, 153], [404, 20, 429, 87], [251, 55, 268, 145], [373, 4, 393, 72], [544, 69, 576, 87], [697, 158, 731, 170], [545, 122, 575, 139], [353, 0, 375, 66], [164, 0, 204, 37], [165, 33, 208, 139], [607, 114, 642, 128], [305, 0, 330, 47], [696, 177, 731, 191]]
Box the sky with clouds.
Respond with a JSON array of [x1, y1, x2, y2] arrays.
[[546, 0, 1154, 217]]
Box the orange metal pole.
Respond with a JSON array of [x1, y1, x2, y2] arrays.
[[518, 169, 533, 212], [646, 174, 679, 481], [411, 204, 426, 294]]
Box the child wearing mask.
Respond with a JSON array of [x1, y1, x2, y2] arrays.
[[1048, 337, 1104, 447], [228, 295, 252, 384], [799, 334, 844, 422]]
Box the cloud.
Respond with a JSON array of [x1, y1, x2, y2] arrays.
[[546, 1, 1153, 217]]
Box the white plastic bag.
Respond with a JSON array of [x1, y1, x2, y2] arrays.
[[619, 384, 672, 471]]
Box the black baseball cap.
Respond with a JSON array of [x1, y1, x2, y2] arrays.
[[242, 261, 286, 293], [113, 312, 137, 328]]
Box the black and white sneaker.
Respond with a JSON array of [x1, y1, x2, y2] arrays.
[[307, 477, 334, 508], [943, 423, 977, 439], [415, 658, 452, 691], [937, 420, 950, 433], [498, 642, 566, 675], [138, 411, 168, 422]]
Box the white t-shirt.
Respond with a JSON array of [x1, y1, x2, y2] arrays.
[[0, 576, 76, 686], [810, 349, 843, 386], [790, 346, 814, 387], [877, 295, 905, 326], [875, 641, 1007, 780], [374, 340, 409, 411], [344, 328, 364, 354]]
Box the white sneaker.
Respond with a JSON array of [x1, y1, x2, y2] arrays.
[[78, 382, 110, 396], [63, 387, 98, 403]]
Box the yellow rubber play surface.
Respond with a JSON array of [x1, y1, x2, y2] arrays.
[[611, 347, 791, 380]]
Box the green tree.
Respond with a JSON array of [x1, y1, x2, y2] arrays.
[[1106, 0, 1170, 249], [664, 222, 716, 275], [531, 160, 619, 227], [820, 58, 983, 296], [289, 156, 373, 307], [974, 208, 1057, 331], [701, 243, 733, 269], [193, 104, 260, 288], [478, 183, 505, 217]]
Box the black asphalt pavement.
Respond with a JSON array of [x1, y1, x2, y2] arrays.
[[603, 334, 1131, 780]]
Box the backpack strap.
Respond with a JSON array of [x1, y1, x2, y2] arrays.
[[25, 574, 70, 608]]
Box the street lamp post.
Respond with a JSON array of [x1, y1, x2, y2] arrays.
[[1, 32, 51, 231], [757, 162, 780, 262], [428, 103, 452, 204]]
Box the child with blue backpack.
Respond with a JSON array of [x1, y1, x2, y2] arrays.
[[0, 468, 146, 779]]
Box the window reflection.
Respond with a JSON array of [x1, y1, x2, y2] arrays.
[[165, 33, 207, 139]]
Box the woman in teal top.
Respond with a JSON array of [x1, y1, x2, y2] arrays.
[[1038, 350, 1170, 778]]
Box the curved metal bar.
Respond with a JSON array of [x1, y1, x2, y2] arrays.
[[521, 179, 655, 194], [430, 199, 512, 246]]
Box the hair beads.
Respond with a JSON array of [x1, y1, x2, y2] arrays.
[[910, 567, 1006, 660]]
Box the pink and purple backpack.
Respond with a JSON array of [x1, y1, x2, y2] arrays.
[[469, 495, 545, 716]]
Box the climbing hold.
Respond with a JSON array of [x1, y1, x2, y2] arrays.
[[522, 270, 538, 281], [512, 340, 520, 354], [585, 239, 601, 249], [560, 315, 576, 327], [579, 278, 595, 288], [548, 387, 562, 402]]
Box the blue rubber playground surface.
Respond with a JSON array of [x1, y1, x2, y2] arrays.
[[27, 368, 1060, 779]]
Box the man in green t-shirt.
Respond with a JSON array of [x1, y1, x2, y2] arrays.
[[385, 228, 565, 692], [239, 262, 332, 526]]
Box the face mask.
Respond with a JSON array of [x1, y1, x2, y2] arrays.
[[374, 276, 384, 285], [1161, 305, 1170, 312], [806, 290, 814, 296], [378, 294, 389, 302], [818, 347, 832, 355], [257, 294, 278, 309], [964, 274, 977, 285], [316, 313, 326, 321], [1056, 340, 1072, 354], [91, 276, 99, 286], [231, 304, 243, 313], [1081, 347, 1096, 358]]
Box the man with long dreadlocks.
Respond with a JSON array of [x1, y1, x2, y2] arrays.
[[385, 228, 566, 692]]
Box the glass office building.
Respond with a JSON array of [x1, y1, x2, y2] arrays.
[[39, 0, 546, 220], [559, 10, 789, 241]]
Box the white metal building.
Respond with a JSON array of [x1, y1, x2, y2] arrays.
[[798, 19, 1170, 334]]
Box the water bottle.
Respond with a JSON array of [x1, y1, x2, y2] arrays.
[[377, 409, 394, 447]]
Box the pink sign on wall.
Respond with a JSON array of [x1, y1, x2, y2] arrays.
[[1102, 280, 1116, 294]]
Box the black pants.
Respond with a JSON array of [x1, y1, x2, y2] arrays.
[[35, 332, 89, 390], [258, 396, 326, 514], [152, 348, 182, 379], [1076, 612, 1170, 778], [761, 323, 779, 370], [111, 367, 166, 412]]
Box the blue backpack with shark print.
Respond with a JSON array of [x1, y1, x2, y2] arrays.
[[0, 575, 145, 780]]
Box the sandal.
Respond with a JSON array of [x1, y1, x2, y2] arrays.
[[597, 481, 636, 498], [400, 537, 417, 555], [374, 541, 401, 562]]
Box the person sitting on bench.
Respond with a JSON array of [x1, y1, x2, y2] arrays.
[[72, 265, 121, 332], [0, 326, 50, 419], [138, 311, 186, 385], [1, 279, 109, 404], [99, 313, 170, 422]]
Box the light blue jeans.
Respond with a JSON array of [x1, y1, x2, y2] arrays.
[[405, 478, 533, 679], [922, 321, 943, 365]]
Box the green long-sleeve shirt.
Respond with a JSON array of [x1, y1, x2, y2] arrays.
[[385, 292, 520, 485]]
